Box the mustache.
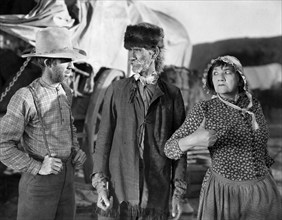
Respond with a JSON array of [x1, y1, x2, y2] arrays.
[[129, 58, 138, 62], [130, 58, 145, 63]]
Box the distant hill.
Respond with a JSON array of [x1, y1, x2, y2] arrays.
[[189, 36, 282, 74]]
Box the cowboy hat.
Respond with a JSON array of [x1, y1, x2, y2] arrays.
[[22, 27, 86, 60]]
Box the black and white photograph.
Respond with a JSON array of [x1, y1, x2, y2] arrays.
[[0, 0, 281, 220]]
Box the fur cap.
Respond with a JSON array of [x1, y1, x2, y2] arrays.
[[124, 22, 164, 50]]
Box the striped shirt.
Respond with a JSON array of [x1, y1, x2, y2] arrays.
[[0, 78, 79, 175]]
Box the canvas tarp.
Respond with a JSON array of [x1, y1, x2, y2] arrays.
[[0, 0, 192, 73], [244, 63, 282, 90]]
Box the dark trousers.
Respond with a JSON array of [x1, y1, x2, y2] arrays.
[[98, 202, 168, 220], [17, 160, 75, 220], [98, 214, 167, 220]]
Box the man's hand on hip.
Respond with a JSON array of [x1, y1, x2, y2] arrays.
[[38, 153, 63, 175]]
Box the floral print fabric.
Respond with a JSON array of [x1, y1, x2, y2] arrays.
[[165, 94, 274, 181]]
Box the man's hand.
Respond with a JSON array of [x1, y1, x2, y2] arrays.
[[191, 117, 217, 147], [171, 196, 183, 220], [38, 153, 63, 175], [97, 190, 113, 211], [179, 117, 217, 151], [72, 149, 86, 169]]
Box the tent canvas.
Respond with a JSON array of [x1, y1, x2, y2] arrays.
[[244, 63, 282, 90], [0, 0, 192, 74]]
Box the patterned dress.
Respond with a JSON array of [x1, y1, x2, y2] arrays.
[[165, 93, 282, 220]]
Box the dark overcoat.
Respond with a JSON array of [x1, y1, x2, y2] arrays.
[[92, 76, 187, 215]]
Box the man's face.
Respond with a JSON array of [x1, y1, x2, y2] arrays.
[[49, 58, 73, 83], [128, 47, 154, 74]]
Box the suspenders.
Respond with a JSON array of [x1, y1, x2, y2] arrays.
[[27, 82, 73, 157], [28, 85, 51, 156]]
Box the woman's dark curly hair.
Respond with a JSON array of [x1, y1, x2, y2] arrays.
[[206, 60, 245, 94]]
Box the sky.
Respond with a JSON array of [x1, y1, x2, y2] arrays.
[[142, 0, 282, 44]]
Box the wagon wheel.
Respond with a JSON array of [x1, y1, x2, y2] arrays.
[[82, 68, 125, 183]]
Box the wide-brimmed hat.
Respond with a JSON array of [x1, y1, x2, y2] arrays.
[[22, 27, 86, 60], [124, 22, 164, 50], [202, 55, 248, 94]]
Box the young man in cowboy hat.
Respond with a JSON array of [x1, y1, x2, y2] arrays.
[[0, 27, 87, 220], [91, 22, 187, 220]]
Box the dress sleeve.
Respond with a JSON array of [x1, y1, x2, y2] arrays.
[[164, 102, 205, 160], [0, 89, 42, 175], [264, 148, 275, 168]]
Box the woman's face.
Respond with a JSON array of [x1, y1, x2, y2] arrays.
[[211, 65, 240, 100]]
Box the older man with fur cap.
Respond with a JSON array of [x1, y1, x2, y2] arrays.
[[0, 27, 87, 220], [91, 22, 187, 220]]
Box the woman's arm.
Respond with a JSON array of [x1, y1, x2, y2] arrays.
[[178, 117, 216, 152], [165, 102, 216, 159]]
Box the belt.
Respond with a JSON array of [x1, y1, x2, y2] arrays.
[[31, 154, 72, 163]]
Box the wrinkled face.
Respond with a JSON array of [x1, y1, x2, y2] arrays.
[[49, 58, 73, 83], [128, 47, 154, 74], [212, 65, 240, 100]]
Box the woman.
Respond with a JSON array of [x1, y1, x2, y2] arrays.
[[164, 55, 282, 220]]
